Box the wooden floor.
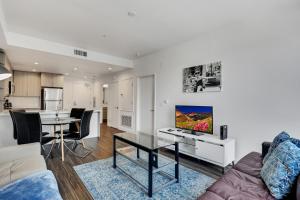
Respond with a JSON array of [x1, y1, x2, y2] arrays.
[[47, 123, 223, 200]]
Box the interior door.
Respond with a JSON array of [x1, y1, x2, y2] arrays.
[[138, 75, 155, 134], [119, 78, 134, 111], [108, 82, 119, 128], [73, 82, 92, 108]]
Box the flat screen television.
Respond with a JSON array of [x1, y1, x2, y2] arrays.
[[175, 105, 213, 134]]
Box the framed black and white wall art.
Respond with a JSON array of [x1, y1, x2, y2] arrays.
[[183, 61, 222, 93]]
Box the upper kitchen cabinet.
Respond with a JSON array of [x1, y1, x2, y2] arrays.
[[13, 71, 41, 97], [27, 72, 41, 96], [41, 73, 64, 88], [52, 74, 64, 87]]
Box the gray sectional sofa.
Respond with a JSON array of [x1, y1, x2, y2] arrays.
[[0, 143, 47, 187]]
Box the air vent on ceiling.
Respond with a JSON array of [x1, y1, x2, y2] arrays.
[[74, 49, 87, 57]]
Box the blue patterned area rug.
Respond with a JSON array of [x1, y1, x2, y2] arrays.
[[74, 151, 215, 200]]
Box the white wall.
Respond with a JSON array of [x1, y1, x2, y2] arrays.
[[109, 13, 300, 160], [63, 76, 102, 110]]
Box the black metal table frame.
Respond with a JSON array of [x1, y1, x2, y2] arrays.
[[113, 135, 179, 197]]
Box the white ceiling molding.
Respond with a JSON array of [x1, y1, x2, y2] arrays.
[[5, 32, 133, 68]]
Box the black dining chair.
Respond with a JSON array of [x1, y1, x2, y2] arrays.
[[13, 112, 56, 159], [63, 110, 93, 158], [10, 110, 49, 140], [55, 108, 85, 135], [9, 110, 25, 140]]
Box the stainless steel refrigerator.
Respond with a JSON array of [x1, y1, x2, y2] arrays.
[[41, 88, 63, 110]]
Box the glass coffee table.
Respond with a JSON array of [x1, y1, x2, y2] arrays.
[[113, 132, 179, 197]]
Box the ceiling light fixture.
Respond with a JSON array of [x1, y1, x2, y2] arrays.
[[73, 67, 78, 71], [102, 84, 109, 88], [108, 67, 112, 70], [0, 49, 11, 80], [34, 62, 39, 65], [65, 73, 69, 76], [0, 66, 11, 80], [128, 11, 136, 17], [32, 69, 36, 72]]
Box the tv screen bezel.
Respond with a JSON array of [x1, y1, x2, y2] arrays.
[[175, 105, 213, 135]]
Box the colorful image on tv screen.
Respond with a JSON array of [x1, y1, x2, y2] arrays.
[[176, 106, 213, 134]]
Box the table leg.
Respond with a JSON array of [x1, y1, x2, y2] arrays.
[[136, 148, 140, 159], [113, 136, 116, 168], [148, 151, 153, 197], [75, 121, 80, 132], [153, 149, 158, 168], [61, 124, 64, 161], [81, 139, 86, 148], [175, 142, 179, 182], [53, 125, 56, 147]]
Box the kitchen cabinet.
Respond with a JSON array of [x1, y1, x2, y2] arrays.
[[13, 71, 41, 97], [27, 72, 41, 96], [41, 73, 52, 87], [13, 71, 28, 96], [41, 73, 64, 87], [52, 74, 64, 87]]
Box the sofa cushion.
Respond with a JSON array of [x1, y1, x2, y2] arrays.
[[234, 152, 263, 178], [205, 168, 275, 200], [261, 140, 300, 199], [263, 131, 290, 164], [197, 191, 224, 200], [0, 170, 62, 200], [0, 143, 41, 164], [0, 155, 47, 187]]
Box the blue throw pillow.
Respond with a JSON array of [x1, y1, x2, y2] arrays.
[[290, 137, 300, 148], [261, 140, 300, 199], [263, 131, 290, 164]]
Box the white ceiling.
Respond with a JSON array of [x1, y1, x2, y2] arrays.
[[2, 0, 289, 59], [5, 46, 124, 79], [1, 0, 299, 76]]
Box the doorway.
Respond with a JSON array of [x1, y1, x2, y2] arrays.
[[137, 75, 155, 134], [108, 82, 119, 128]]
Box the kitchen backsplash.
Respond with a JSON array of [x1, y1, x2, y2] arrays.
[[7, 96, 40, 109]]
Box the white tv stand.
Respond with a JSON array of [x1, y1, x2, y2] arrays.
[[157, 128, 235, 171]]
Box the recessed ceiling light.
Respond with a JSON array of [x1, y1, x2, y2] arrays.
[[102, 84, 109, 88], [34, 62, 39, 65], [65, 73, 69, 76], [128, 11, 136, 17], [73, 67, 78, 71], [108, 67, 112, 70], [32, 69, 36, 72]]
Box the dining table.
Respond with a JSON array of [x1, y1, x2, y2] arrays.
[[41, 117, 81, 161]]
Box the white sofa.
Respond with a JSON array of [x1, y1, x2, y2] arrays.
[[0, 143, 47, 187]]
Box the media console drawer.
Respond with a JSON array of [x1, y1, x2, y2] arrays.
[[157, 128, 235, 169], [195, 141, 224, 164]]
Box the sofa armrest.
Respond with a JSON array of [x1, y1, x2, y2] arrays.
[[0, 143, 41, 164], [262, 142, 271, 158]]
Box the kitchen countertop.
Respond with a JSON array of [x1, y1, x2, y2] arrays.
[[0, 109, 100, 116]]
